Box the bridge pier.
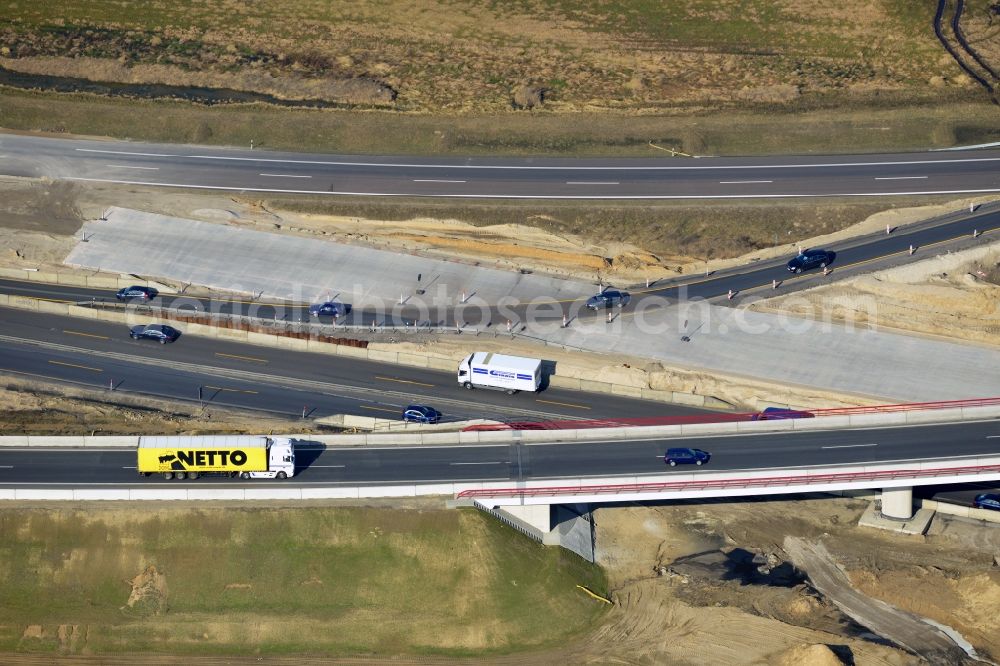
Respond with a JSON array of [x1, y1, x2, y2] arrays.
[[880, 486, 914, 520], [497, 504, 554, 538], [859, 485, 932, 534]]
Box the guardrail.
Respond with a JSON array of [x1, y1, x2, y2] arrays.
[[809, 397, 1000, 415], [464, 397, 1000, 431], [457, 462, 1000, 500]]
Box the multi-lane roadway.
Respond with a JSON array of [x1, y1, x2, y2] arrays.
[[1, 419, 997, 487], [0, 309, 695, 422], [2, 134, 1000, 200], [2, 197, 997, 329]]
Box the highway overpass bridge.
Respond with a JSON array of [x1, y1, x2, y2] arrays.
[[2, 399, 999, 557]]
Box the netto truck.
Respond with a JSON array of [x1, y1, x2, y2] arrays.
[[457, 352, 542, 394], [137, 435, 295, 480]]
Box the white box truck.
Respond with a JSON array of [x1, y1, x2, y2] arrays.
[[457, 352, 541, 394], [137, 435, 295, 480]]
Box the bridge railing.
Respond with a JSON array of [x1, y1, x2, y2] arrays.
[[457, 462, 1000, 500], [462, 397, 1000, 431]]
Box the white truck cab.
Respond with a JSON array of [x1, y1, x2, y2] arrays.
[[241, 437, 296, 479]]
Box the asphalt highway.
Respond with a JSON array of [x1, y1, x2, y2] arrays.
[[2, 199, 998, 328], [0, 308, 697, 422], [2, 134, 1000, 199], [0, 419, 996, 487]]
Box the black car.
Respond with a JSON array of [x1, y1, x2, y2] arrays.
[[664, 447, 710, 467], [402, 405, 441, 424], [786, 249, 834, 274], [585, 289, 631, 310], [129, 324, 180, 344], [116, 285, 158, 301], [974, 493, 1000, 511]]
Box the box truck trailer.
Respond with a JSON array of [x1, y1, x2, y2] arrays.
[[137, 435, 295, 480], [457, 352, 541, 394]]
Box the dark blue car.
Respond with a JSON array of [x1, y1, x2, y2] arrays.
[[752, 407, 815, 421], [787, 249, 834, 274], [402, 405, 441, 424], [974, 493, 1000, 511], [116, 285, 158, 301], [308, 301, 347, 317], [664, 447, 710, 467]]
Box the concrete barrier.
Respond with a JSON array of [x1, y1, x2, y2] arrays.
[[211, 327, 251, 342], [37, 300, 70, 315], [244, 488, 306, 500], [74, 489, 132, 500], [56, 273, 89, 287], [3, 402, 1000, 450], [611, 384, 644, 399], [129, 488, 190, 500], [397, 352, 429, 368], [428, 357, 456, 372], [785, 415, 851, 430], [671, 392, 708, 407], [366, 349, 398, 364], [335, 344, 368, 359], [847, 411, 908, 427], [547, 376, 582, 390], [16, 489, 74, 500], [904, 407, 965, 424], [84, 436, 137, 448], [28, 272, 59, 284], [579, 379, 612, 394], [27, 436, 85, 447], [10, 295, 39, 311]]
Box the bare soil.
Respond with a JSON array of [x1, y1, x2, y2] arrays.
[[587, 497, 1000, 665], [0, 379, 331, 436], [751, 241, 1000, 347]]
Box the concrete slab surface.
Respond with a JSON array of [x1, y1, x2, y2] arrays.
[[65, 207, 595, 307], [541, 301, 1000, 402]]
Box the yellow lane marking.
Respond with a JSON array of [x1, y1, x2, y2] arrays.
[[63, 329, 110, 340], [203, 385, 258, 394], [27, 296, 76, 304], [48, 360, 102, 372], [536, 398, 590, 410], [214, 352, 268, 364], [375, 375, 435, 388], [360, 405, 401, 414], [0, 368, 92, 383]]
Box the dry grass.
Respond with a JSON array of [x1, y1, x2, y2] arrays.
[[0, 0, 982, 111], [0, 505, 606, 657]]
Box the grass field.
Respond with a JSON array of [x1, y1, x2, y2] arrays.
[[0, 0, 969, 111], [0, 505, 607, 657], [0, 0, 997, 156]]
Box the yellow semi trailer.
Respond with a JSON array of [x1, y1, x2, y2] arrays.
[[137, 435, 295, 480]]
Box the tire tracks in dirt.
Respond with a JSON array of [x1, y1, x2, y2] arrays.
[[934, 0, 999, 101]]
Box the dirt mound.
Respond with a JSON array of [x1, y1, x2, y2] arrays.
[[766, 643, 845, 666], [752, 243, 1000, 346], [124, 565, 168, 616]]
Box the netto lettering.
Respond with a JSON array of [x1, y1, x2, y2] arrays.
[[175, 449, 249, 467]]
